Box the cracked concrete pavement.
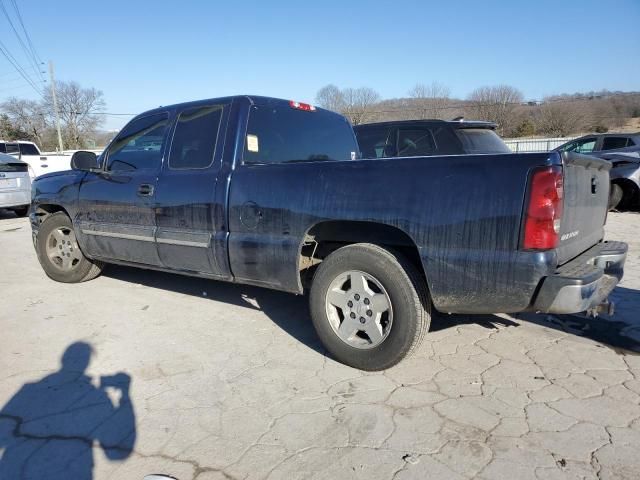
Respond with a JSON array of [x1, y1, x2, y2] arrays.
[[0, 210, 639, 479]]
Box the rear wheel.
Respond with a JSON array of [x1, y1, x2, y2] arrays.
[[11, 206, 29, 217], [309, 243, 431, 371], [36, 212, 104, 283]]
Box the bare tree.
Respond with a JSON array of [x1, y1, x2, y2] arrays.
[[407, 82, 451, 119], [315, 85, 381, 124], [534, 102, 583, 137], [0, 98, 48, 145], [43, 81, 106, 149], [315, 84, 345, 113], [340, 87, 380, 125], [467, 85, 524, 135]]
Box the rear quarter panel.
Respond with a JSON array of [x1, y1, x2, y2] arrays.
[[228, 152, 558, 313]]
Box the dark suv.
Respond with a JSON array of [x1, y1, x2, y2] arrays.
[[353, 120, 512, 158]]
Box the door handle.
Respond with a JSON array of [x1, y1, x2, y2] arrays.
[[137, 183, 154, 196]]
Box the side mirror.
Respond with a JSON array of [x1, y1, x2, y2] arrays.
[[71, 151, 99, 171]]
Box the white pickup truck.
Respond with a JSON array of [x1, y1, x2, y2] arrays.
[[0, 140, 72, 178]]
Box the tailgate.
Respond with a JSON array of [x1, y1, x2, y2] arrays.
[[556, 152, 610, 265]]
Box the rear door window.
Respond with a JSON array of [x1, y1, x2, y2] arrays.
[[455, 129, 512, 154], [397, 129, 437, 156], [169, 105, 224, 169], [244, 104, 358, 164], [602, 137, 630, 150], [106, 113, 170, 172]]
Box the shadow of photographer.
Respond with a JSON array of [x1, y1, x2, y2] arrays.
[[0, 342, 136, 480]]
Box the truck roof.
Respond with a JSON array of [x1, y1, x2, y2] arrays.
[[354, 119, 498, 129], [0, 140, 38, 144], [135, 95, 337, 118]]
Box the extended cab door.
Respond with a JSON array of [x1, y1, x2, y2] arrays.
[[153, 103, 232, 278], [76, 112, 170, 266]]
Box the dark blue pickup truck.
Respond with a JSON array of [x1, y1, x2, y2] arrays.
[[30, 95, 628, 370]]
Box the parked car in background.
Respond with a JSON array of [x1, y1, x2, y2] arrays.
[[0, 152, 31, 217], [30, 95, 626, 370], [0, 140, 72, 178], [354, 119, 512, 158], [555, 133, 640, 210], [554, 133, 639, 155], [600, 151, 640, 210]]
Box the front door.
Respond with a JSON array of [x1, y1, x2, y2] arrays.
[[76, 112, 170, 266], [154, 103, 231, 278]]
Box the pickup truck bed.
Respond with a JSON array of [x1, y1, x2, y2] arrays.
[[29, 95, 628, 370]]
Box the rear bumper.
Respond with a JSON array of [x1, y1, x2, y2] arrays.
[[0, 189, 31, 209], [532, 240, 627, 314]]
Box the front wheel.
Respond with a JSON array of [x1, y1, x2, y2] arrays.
[[35, 212, 104, 283], [309, 243, 431, 371]]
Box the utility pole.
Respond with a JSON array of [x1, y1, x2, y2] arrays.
[[48, 60, 64, 153]]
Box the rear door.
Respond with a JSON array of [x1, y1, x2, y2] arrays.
[[154, 103, 231, 278], [76, 112, 170, 266], [556, 152, 611, 264]]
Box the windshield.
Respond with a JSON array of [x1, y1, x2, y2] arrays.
[[455, 128, 511, 154]]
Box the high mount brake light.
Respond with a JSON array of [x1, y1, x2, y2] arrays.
[[523, 166, 564, 250], [289, 100, 316, 111]]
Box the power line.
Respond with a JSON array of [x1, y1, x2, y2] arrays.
[[9, 0, 44, 68], [0, 0, 44, 85], [0, 38, 44, 98]]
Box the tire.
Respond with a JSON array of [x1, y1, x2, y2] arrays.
[[36, 212, 104, 283], [11, 206, 29, 217], [608, 183, 623, 211], [309, 243, 431, 371]]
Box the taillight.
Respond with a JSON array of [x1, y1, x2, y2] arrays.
[[289, 100, 316, 111], [523, 166, 564, 250]]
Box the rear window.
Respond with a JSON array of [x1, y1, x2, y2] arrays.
[[3, 143, 20, 156], [19, 143, 40, 156], [244, 104, 358, 164], [0, 162, 28, 172], [455, 129, 511, 154], [602, 137, 631, 150]]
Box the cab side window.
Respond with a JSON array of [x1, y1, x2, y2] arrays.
[[106, 113, 169, 172], [169, 105, 224, 169]]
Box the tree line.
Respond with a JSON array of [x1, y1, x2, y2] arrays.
[[315, 83, 640, 138], [0, 80, 108, 151]]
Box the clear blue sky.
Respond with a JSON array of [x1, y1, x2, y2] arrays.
[[2, 0, 639, 129]]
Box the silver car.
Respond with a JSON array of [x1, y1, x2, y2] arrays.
[[0, 152, 31, 217]]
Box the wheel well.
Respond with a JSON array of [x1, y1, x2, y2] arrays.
[[299, 220, 426, 289], [34, 204, 70, 224], [611, 178, 640, 206]]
